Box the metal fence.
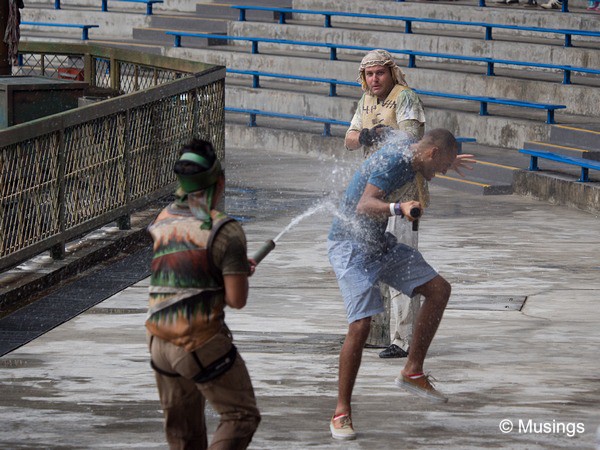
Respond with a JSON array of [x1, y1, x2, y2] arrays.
[[0, 42, 225, 271]]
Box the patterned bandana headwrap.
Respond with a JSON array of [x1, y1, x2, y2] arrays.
[[174, 153, 223, 230], [357, 49, 408, 93]]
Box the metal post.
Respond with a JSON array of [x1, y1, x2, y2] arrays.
[[529, 156, 539, 171], [485, 27, 492, 41], [51, 130, 67, 260], [564, 34, 571, 48], [118, 110, 132, 230], [479, 102, 488, 116], [329, 82, 336, 97], [0, 0, 10, 75], [562, 68, 571, 85]]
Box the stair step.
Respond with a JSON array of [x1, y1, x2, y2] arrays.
[[132, 27, 225, 46], [149, 15, 229, 32], [549, 124, 600, 153], [195, 4, 286, 21], [432, 175, 513, 196], [225, 119, 516, 196]]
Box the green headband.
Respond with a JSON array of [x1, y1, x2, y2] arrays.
[[176, 152, 223, 193]]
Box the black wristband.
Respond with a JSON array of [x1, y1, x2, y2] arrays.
[[393, 203, 404, 218]]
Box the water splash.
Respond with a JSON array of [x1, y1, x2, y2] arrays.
[[273, 199, 336, 243]]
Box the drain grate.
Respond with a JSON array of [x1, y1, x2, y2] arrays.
[[447, 295, 526, 311]]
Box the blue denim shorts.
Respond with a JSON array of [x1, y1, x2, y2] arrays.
[[327, 239, 438, 324]]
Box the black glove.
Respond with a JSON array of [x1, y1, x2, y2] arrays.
[[358, 124, 393, 147]]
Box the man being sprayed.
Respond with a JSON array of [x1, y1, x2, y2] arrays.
[[146, 139, 260, 449], [327, 129, 475, 440], [345, 49, 430, 360]]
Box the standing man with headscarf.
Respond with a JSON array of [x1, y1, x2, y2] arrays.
[[345, 49, 429, 360], [146, 139, 261, 449]]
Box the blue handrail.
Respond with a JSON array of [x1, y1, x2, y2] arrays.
[[21, 21, 99, 40], [519, 149, 600, 182], [53, 0, 163, 15]]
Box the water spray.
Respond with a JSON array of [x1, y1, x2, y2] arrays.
[[250, 199, 335, 266]]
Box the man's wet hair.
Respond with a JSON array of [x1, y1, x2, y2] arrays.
[[422, 129, 458, 155]]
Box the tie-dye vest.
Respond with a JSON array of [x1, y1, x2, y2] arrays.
[[146, 205, 233, 351]]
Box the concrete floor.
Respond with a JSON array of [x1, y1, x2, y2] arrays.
[[1, 145, 599, 449]]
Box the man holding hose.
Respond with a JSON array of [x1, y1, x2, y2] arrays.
[[146, 139, 261, 449]]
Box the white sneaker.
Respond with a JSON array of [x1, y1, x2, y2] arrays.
[[395, 373, 449, 404], [330, 413, 356, 440], [541, 0, 562, 8]]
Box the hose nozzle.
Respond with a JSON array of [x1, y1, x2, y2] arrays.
[[409, 207, 422, 219], [252, 240, 276, 265]]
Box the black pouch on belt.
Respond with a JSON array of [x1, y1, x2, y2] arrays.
[[192, 344, 238, 384]]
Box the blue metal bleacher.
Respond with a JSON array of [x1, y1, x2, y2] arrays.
[[20, 21, 99, 40], [227, 69, 566, 124], [225, 106, 477, 150], [231, 5, 587, 45], [166, 32, 600, 86], [519, 149, 600, 182], [52, 0, 163, 15]]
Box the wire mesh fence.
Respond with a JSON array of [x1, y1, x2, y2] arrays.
[[0, 43, 225, 271]]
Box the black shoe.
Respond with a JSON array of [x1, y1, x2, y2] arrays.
[[378, 344, 409, 359]]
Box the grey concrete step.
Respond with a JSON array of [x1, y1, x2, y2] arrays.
[[549, 124, 600, 153], [225, 119, 518, 195], [132, 27, 225, 46], [225, 21, 600, 69], [167, 46, 600, 118], [432, 174, 513, 195], [195, 1, 291, 20], [222, 79, 585, 149], [513, 169, 600, 212], [81, 36, 166, 54], [148, 14, 229, 32], [20, 7, 152, 38]]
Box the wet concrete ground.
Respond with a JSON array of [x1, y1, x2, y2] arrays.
[[1, 145, 599, 449]]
